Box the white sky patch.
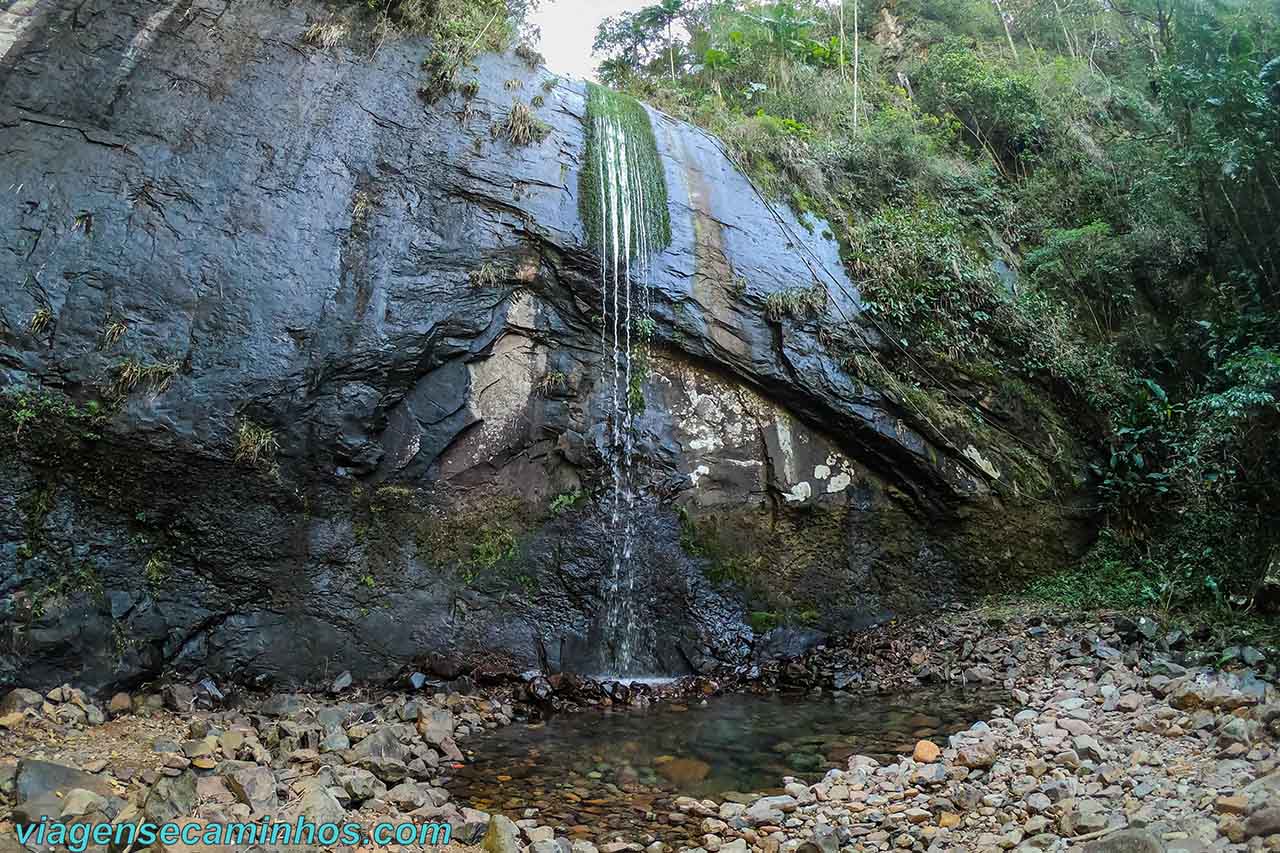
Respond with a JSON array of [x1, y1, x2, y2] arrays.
[[530, 0, 654, 81]]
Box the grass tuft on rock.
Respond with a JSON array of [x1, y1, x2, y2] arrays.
[[234, 421, 279, 469], [302, 19, 347, 48], [498, 102, 549, 146], [114, 359, 179, 396]]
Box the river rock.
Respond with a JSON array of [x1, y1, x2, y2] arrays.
[[745, 795, 796, 825], [795, 825, 838, 853], [1082, 829, 1164, 852], [484, 814, 522, 853], [225, 766, 276, 813], [59, 788, 108, 817], [108, 692, 133, 716], [912, 740, 941, 763], [1, 689, 44, 716], [293, 787, 346, 825], [1246, 807, 1280, 839], [417, 709, 455, 745], [144, 771, 198, 825], [386, 781, 444, 810], [16, 760, 114, 803]]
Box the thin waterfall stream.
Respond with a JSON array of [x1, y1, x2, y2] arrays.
[[581, 83, 671, 676]]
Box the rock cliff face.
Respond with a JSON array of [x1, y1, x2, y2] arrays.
[[0, 0, 1093, 693]]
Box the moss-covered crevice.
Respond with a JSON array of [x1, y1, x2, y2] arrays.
[[678, 503, 861, 629], [579, 82, 672, 257], [349, 484, 538, 592]]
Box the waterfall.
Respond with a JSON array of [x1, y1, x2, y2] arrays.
[[581, 83, 671, 675]]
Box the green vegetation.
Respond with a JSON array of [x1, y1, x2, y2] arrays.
[[549, 489, 585, 514], [322, 0, 538, 100], [27, 307, 53, 336], [403, 0, 536, 101], [497, 101, 551, 146], [351, 190, 374, 233], [302, 18, 348, 48], [114, 358, 180, 397], [144, 552, 170, 587], [470, 260, 504, 288], [26, 562, 102, 620], [763, 285, 826, 322], [100, 318, 128, 349], [412, 495, 530, 585], [234, 421, 279, 470], [2, 388, 105, 462], [515, 43, 544, 68], [596, 0, 1280, 618], [580, 83, 673, 255], [469, 524, 518, 573], [536, 370, 569, 397]]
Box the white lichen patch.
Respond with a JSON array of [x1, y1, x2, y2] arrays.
[[507, 290, 536, 328], [655, 356, 861, 506], [662, 360, 764, 457], [783, 481, 812, 503], [774, 417, 798, 485], [963, 444, 1002, 480], [827, 471, 853, 493]]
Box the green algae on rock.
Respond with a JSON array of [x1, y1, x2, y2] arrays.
[[579, 82, 672, 261]]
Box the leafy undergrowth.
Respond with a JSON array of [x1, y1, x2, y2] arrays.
[[978, 593, 1280, 658]]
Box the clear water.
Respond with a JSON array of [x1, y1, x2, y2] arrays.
[[447, 688, 1006, 843]]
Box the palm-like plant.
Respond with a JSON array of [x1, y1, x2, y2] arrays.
[[748, 2, 815, 56], [636, 0, 686, 82], [746, 1, 815, 88]]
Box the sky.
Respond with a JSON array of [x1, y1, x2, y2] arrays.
[[530, 0, 654, 81]]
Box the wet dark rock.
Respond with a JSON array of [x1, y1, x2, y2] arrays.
[[195, 678, 226, 705], [163, 684, 195, 712], [527, 676, 555, 705], [1, 0, 1092, 694], [259, 695, 306, 718], [755, 629, 828, 663], [427, 653, 470, 680]]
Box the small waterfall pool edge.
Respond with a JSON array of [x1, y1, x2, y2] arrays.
[[446, 686, 1008, 845]]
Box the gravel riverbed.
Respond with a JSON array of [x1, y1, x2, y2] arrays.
[[2, 608, 1276, 853]]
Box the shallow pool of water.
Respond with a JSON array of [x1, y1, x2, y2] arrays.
[[446, 687, 1006, 843]]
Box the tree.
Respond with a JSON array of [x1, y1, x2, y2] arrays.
[[594, 0, 686, 84]]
